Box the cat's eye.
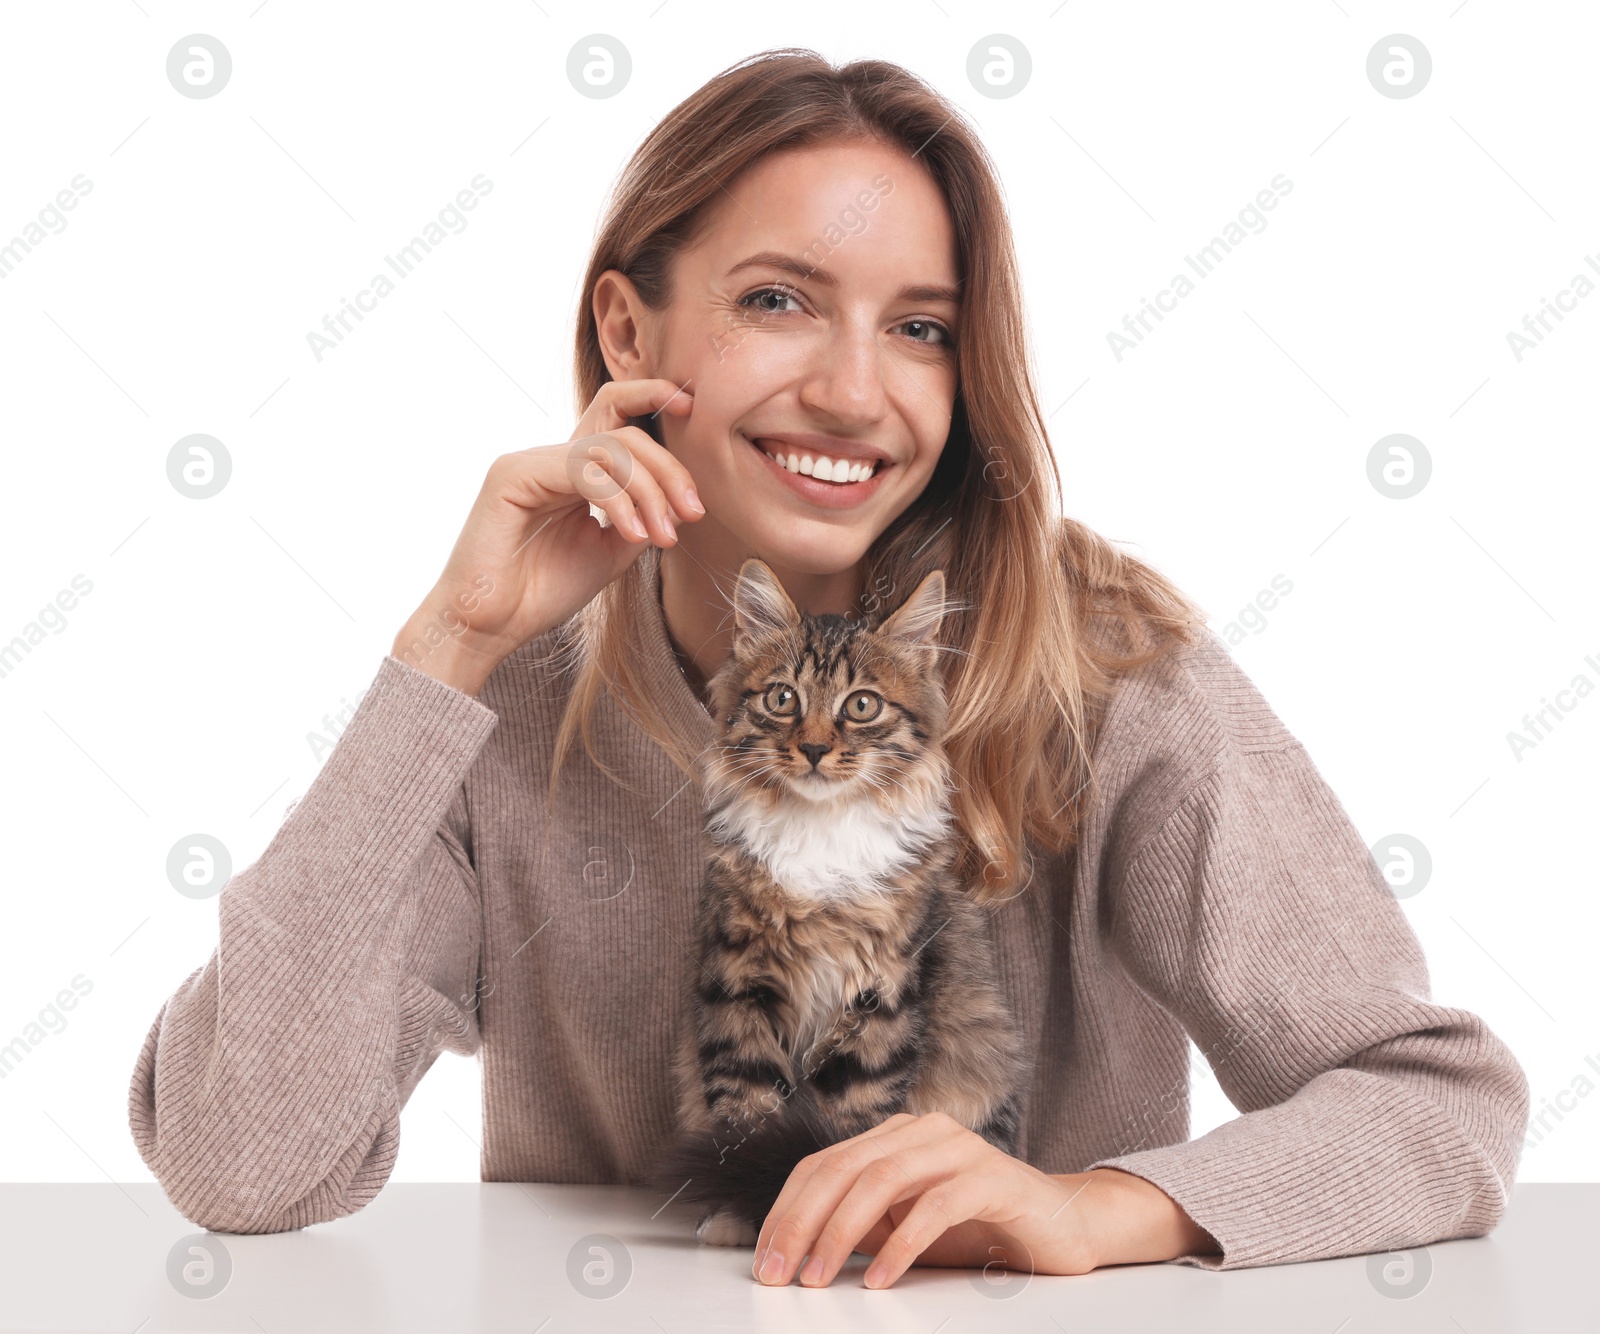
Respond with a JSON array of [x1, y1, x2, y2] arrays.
[[843, 690, 883, 722], [763, 683, 798, 716]]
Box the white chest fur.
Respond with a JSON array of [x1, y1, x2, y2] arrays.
[[707, 787, 952, 900]]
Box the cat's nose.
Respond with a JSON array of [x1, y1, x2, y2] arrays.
[[798, 742, 830, 768]]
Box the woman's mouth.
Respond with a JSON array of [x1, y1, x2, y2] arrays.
[[745, 435, 892, 509]]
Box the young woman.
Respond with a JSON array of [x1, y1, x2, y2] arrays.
[[129, 49, 1528, 1290]]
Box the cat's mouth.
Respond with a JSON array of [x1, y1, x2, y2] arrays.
[[787, 767, 842, 799]]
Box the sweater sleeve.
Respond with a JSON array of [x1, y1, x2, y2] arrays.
[[128, 654, 501, 1234], [1084, 740, 1531, 1269]]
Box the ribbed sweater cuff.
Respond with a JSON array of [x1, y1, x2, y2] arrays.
[[1087, 1069, 1508, 1270]]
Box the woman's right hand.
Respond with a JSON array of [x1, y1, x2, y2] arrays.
[[391, 377, 703, 696]]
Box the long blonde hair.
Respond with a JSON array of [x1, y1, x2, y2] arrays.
[[544, 48, 1206, 902]]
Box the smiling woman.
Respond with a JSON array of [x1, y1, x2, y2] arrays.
[[130, 45, 1528, 1298], [559, 56, 1156, 891]]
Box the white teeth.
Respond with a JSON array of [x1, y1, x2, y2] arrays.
[[759, 443, 879, 484]]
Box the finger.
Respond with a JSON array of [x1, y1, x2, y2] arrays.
[[753, 1113, 917, 1270], [793, 1130, 988, 1288], [563, 440, 649, 543], [756, 1115, 965, 1286], [572, 421, 704, 530], [752, 1113, 918, 1277], [572, 433, 680, 545], [852, 1210, 898, 1258], [578, 377, 694, 438], [862, 1178, 1002, 1290]]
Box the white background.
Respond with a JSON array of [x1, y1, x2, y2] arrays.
[[0, 1, 1594, 1188]]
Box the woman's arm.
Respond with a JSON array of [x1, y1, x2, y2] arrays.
[[127, 653, 500, 1233], [1084, 738, 1531, 1269], [1052, 1166, 1219, 1263], [750, 638, 1527, 1287]]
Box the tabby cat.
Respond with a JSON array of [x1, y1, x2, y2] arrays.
[[652, 557, 1029, 1246]]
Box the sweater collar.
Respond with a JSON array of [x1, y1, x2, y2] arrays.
[[631, 544, 718, 754]]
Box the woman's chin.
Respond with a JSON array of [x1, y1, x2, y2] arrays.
[[722, 527, 877, 577]]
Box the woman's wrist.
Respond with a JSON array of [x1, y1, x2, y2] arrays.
[[1056, 1166, 1220, 1268], [391, 604, 506, 697]]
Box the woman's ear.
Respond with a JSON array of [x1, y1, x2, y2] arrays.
[[592, 269, 652, 381]]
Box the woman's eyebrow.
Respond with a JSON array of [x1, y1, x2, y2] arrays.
[[725, 251, 961, 306]]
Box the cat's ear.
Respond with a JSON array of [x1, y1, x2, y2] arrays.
[[731, 558, 800, 638], [877, 569, 946, 645]]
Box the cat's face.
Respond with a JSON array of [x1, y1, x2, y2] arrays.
[[700, 560, 950, 809]]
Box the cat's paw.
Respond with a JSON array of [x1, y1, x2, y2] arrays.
[[695, 1206, 759, 1247]]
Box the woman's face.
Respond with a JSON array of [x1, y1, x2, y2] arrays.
[[598, 137, 961, 577]]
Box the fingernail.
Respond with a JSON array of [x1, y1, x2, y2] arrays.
[[630, 514, 649, 540], [664, 513, 677, 540], [799, 1254, 825, 1286], [863, 1260, 888, 1288], [757, 1249, 785, 1284], [684, 488, 704, 515]]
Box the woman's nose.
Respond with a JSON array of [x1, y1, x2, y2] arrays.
[[796, 325, 890, 425]]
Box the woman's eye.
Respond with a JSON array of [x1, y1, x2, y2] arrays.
[[897, 318, 953, 347], [740, 286, 804, 315], [738, 288, 953, 349], [844, 691, 882, 721]]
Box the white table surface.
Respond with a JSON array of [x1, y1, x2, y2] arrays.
[[0, 1182, 1584, 1332]]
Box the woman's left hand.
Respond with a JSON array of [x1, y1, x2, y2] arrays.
[[750, 1110, 1219, 1289]]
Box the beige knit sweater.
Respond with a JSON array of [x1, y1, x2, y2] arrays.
[[128, 544, 1529, 1269]]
